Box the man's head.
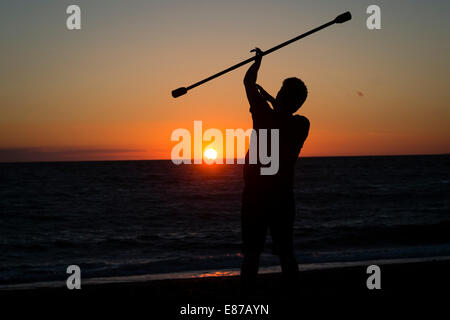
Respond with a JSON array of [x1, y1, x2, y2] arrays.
[[275, 77, 308, 114]]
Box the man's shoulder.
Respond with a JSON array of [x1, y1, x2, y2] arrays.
[[292, 115, 310, 127]]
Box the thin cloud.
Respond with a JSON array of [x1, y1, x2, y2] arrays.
[[0, 147, 146, 163]]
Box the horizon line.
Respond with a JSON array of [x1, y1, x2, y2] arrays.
[[0, 152, 448, 165]]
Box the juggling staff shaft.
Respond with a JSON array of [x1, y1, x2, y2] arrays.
[[172, 11, 351, 98]]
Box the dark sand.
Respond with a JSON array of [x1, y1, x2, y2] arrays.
[[1, 259, 449, 316]]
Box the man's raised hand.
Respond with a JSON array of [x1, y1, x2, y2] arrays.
[[250, 47, 263, 62]]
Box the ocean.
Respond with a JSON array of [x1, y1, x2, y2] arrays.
[[1, 155, 449, 286]]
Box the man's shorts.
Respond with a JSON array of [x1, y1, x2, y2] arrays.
[[241, 188, 296, 255]]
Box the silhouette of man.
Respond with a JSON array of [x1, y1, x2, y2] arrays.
[[240, 47, 310, 293]]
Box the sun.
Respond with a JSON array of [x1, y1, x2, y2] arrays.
[[204, 148, 218, 160]]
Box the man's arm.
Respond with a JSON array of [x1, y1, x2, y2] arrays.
[[244, 48, 262, 86], [243, 48, 271, 113], [255, 84, 277, 109]]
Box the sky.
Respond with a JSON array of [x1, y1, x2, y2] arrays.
[[1, 0, 449, 162]]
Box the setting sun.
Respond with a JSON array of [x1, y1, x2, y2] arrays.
[[204, 148, 218, 160]]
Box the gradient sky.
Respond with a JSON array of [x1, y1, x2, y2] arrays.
[[1, 0, 449, 162]]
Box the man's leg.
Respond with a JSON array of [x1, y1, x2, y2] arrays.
[[240, 250, 261, 294], [279, 250, 299, 281], [270, 196, 299, 283], [240, 195, 266, 295]]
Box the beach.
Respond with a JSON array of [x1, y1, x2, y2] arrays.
[[1, 258, 449, 316]]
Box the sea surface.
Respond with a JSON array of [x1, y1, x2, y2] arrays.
[[1, 155, 449, 285]]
